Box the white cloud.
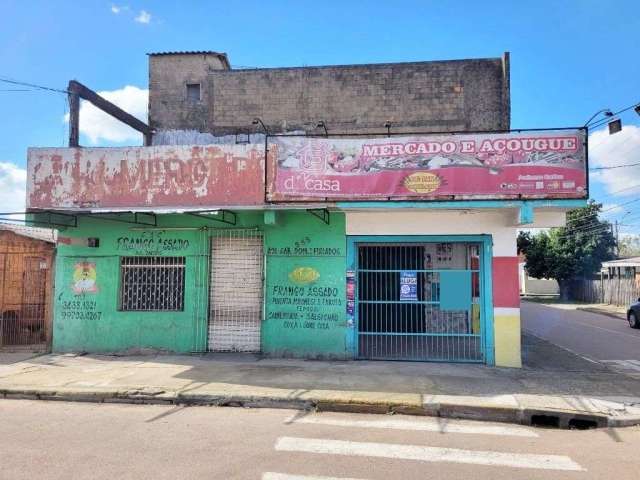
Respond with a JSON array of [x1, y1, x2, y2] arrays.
[[589, 125, 640, 196], [0, 162, 27, 216], [110, 4, 129, 14], [63, 85, 148, 144], [135, 10, 151, 24]]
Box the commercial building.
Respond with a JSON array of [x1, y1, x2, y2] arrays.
[[26, 51, 587, 367]]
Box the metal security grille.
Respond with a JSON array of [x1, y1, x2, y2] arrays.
[[208, 230, 264, 352], [357, 242, 483, 362], [0, 254, 48, 349], [119, 256, 185, 311]]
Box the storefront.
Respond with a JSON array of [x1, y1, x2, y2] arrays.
[[27, 128, 588, 367]]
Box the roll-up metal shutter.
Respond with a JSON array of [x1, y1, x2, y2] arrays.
[[208, 230, 264, 352]]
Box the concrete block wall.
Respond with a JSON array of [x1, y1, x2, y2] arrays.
[[148, 52, 230, 133], [149, 53, 510, 136]]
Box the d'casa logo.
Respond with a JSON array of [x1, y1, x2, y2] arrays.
[[283, 174, 341, 192]]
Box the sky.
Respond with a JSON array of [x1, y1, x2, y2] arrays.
[[1, 0, 639, 234]]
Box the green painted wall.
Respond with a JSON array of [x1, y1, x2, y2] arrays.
[[50, 211, 351, 358], [51, 212, 263, 354], [263, 211, 349, 359]]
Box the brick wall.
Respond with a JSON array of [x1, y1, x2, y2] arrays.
[[149, 53, 510, 135]]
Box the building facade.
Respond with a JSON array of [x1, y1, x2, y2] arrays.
[[0, 225, 56, 350], [27, 52, 587, 367]]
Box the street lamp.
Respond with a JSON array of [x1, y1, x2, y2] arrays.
[[316, 121, 328, 137], [583, 109, 613, 127], [608, 119, 622, 135], [252, 117, 269, 134]]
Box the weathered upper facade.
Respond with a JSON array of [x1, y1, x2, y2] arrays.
[[149, 52, 510, 136], [26, 50, 587, 369], [148, 51, 231, 133]]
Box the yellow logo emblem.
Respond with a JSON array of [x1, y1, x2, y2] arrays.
[[403, 172, 441, 194], [288, 267, 320, 285]]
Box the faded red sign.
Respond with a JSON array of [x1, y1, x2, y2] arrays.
[[27, 145, 268, 209], [267, 130, 588, 200]]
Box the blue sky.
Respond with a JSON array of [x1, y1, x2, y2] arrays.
[[1, 0, 639, 232]]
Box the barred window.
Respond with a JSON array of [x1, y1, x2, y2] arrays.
[[119, 257, 185, 311]]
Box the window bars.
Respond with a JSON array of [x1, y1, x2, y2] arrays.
[[119, 256, 186, 311]]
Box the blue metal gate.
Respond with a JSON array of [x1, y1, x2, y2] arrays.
[[356, 242, 484, 362]]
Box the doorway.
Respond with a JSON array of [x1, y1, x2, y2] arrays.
[[208, 230, 264, 352], [355, 241, 485, 362]]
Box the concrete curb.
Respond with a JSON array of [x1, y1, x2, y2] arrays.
[[577, 307, 627, 321], [2, 387, 639, 430]]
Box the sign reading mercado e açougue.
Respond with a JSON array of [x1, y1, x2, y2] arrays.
[[268, 129, 587, 200]]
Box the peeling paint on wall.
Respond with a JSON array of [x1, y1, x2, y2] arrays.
[[27, 145, 269, 209]]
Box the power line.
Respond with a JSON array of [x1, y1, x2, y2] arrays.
[[590, 161, 640, 171], [0, 76, 69, 95], [562, 220, 612, 234], [565, 198, 640, 225], [588, 101, 640, 130], [598, 183, 640, 199], [557, 224, 614, 240]]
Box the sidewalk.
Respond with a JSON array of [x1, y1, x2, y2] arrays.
[[523, 298, 628, 320], [576, 304, 628, 320], [2, 335, 640, 429]]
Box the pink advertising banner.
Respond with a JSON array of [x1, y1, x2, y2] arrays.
[[267, 129, 587, 200]]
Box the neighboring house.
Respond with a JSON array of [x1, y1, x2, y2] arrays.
[[25, 51, 587, 368], [0, 224, 56, 350], [600, 257, 640, 305], [518, 257, 559, 296], [570, 257, 640, 306], [601, 257, 640, 283]]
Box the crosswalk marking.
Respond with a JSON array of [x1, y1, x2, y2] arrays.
[[289, 414, 538, 437], [603, 360, 640, 372], [263, 473, 367, 480], [275, 437, 584, 471]]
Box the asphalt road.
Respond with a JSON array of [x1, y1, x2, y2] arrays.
[[1, 400, 639, 480], [522, 301, 640, 374]]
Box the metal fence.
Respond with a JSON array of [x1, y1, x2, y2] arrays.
[[356, 243, 483, 362], [571, 277, 640, 306], [0, 253, 50, 349]]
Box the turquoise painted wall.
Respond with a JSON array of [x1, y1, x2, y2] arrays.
[[263, 211, 349, 359]]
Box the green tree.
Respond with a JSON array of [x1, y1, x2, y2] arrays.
[[519, 202, 616, 300], [619, 234, 640, 257]]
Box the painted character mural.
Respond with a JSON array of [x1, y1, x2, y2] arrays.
[[72, 262, 98, 294]]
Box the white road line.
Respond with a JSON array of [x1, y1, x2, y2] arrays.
[[275, 437, 584, 472], [290, 414, 538, 437], [603, 360, 640, 372], [263, 473, 367, 480]]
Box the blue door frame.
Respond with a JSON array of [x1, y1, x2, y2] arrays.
[[346, 235, 495, 365]]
